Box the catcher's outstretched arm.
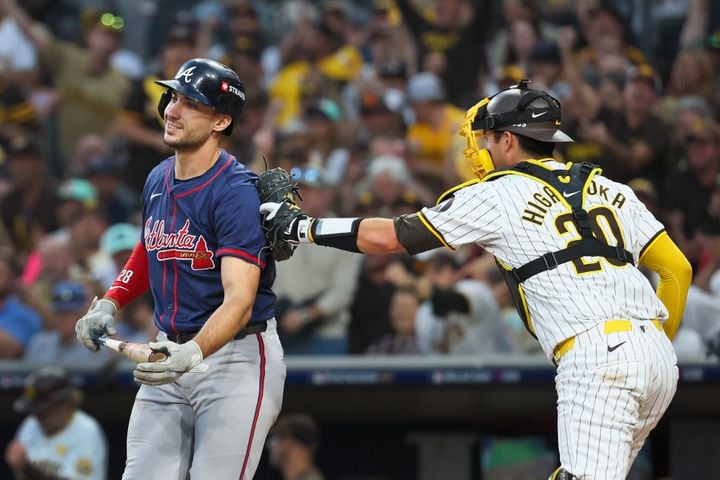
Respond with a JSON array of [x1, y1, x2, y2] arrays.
[[257, 167, 444, 258], [273, 210, 443, 255]]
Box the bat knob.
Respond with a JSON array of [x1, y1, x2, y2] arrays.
[[149, 346, 170, 363]]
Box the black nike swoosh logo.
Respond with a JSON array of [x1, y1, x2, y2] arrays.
[[607, 341, 626, 352]]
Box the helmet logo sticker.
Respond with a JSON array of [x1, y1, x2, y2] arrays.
[[531, 110, 548, 118], [177, 66, 197, 83], [220, 81, 245, 100]]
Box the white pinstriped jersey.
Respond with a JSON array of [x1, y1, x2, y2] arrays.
[[421, 160, 668, 357]]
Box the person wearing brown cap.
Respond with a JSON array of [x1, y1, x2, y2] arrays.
[[267, 414, 325, 480], [5, 366, 108, 479]]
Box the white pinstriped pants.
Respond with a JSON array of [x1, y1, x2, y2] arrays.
[[555, 320, 678, 479]]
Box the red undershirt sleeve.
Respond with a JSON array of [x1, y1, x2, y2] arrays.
[[104, 241, 150, 309]]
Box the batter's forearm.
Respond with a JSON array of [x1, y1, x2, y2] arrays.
[[193, 297, 252, 357], [193, 257, 260, 357]]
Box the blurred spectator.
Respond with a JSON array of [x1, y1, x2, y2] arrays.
[[394, 0, 492, 106], [25, 280, 109, 364], [358, 3, 416, 77], [0, 1, 37, 80], [320, 0, 355, 46], [459, 252, 542, 355], [485, 0, 555, 72], [563, 64, 670, 189], [67, 134, 108, 179], [501, 18, 542, 75], [83, 156, 138, 225], [662, 95, 714, 170], [270, 19, 362, 127], [348, 254, 397, 354], [272, 167, 361, 354], [114, 24, 195, 193], [100, 222, 140, 277], [0, 221, 11, 256], [0, 136, 59, 256], [304, 98, 350, 185], [675, 285, 720, 357], [0, 254, 41, 358], [367, 286, 421, 354], [55, 178, 98, 230], [355, 89, 405, 141], [199, 0, 277, 84], [575, 1, 647, 85], [5, 0, 131, 170], [23, 234, 76, 320], [662, 117, 720, 261], [405, 72, 465, 190], [0, 80, 39, 147], [65, 207, 114, 289], [356, 153, 431, 217], [267, 413, 325, 480], [409, 252, 508, 355], [528, 41, 570, 102], [666, 47, 715, 102], [5, 366, 108, 479]]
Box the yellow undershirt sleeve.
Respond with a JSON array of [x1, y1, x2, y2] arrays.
[[638, 231, 693, 340]]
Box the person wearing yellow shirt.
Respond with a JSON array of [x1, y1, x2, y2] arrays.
[[269, 21, 362, 127], [405, 72, 465, 192]]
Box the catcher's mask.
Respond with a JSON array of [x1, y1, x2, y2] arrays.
[[155, 58, 246, 136], [458, 79, 573, 179]]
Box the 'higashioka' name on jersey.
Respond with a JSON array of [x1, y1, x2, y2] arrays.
[[144, 218, 215, 270]]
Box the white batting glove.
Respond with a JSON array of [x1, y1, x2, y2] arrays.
[[133, 340, 204, 386], [75, 297, 117, 352]]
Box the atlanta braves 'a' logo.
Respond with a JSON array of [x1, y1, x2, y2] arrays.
[[176, 66, 196, 83], [145, 218, 215, 270]]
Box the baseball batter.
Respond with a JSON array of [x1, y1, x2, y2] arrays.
[[75, 58, 285, 479], [261, 81, 692, 479]]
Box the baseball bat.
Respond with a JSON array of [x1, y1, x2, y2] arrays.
[[99, 338, 167, 363], [98, 338, 209, 373]]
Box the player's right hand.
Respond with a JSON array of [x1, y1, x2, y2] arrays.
[[75, 297, 118, 352]]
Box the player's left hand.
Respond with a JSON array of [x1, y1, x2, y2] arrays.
[[133, 340, 204, 386]]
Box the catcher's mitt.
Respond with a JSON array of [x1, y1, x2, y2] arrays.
[[256, 167, 303, 261], [256, 167, 300, 204]]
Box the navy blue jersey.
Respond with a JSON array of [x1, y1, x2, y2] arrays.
[[141, 150, 275, 334]]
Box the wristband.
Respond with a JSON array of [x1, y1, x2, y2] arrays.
[[309, 218, 364, 253]]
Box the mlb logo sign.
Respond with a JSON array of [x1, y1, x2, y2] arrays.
[[221, 81, 229, 92]]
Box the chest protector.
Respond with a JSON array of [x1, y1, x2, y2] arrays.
[[484, 161, 634, 338]]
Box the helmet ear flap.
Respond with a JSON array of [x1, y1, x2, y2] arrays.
[[157, 90, 172, 118]]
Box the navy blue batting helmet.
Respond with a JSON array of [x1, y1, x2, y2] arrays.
[[155, 58, 246, 135]]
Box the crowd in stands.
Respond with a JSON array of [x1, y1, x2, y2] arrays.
[[1, 0, 720, 363]]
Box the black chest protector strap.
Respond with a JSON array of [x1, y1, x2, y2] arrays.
[[492, 161, 634, 283]]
